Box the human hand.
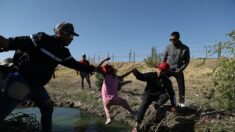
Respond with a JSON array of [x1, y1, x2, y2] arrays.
[[132, 68, 138, 73], [0, 36, 9, 51], [171, 106, 177, 114], [175, 69, 180, 76], [105, 57, 111, 61], [88, 65, 96, 73], [131, 68, 136, 72]]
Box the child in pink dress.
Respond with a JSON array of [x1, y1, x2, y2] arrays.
[[97, 57, 135, 124]]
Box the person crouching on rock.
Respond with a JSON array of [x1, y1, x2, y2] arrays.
[[132, 62, 177, 132], [96, 57, 136, 124]]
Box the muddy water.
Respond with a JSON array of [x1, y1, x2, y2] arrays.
[[13, 107, 131, 132]]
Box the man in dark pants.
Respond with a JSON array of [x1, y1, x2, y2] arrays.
[[163, 31, 190, 107], [78, 54, 91, 89], [132, 62, 176, 131], [0, 22, 95, 132]]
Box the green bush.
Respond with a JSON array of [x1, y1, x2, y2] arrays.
[[211, 30, 235, 110], [213, 58, 235, 110], [144, 47, 162, 68], [95, 73, 103, 91]]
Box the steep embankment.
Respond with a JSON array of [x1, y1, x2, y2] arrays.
[[43, 59, 234, 131]]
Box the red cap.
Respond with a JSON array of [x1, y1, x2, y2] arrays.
[[102, 64, 114, 74], [157, 62, 170, 71]]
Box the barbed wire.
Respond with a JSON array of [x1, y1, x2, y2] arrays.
[[0, 41, 227, 63], [80, 41, 224, 63]]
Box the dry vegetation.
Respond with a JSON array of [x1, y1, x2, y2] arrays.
[[47, 59, 217, 108], [45, 59, 234, 131]]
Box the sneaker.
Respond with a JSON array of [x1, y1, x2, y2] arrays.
[[105, 118, 111, 124], [179, 103, 185, 107]]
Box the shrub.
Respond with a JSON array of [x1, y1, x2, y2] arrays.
[[144, 47, 162, 68], [211, 30, 235, 110], [213, 58, 235, 110], [95, 73, 103, 91]]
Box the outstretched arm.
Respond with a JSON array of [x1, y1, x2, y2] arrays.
[[96, 57, 110, 68], [96, 57, 110, 76], [132, 69, 148, 81], [61, 57, 95, 73], [1, 33, 45, 52], [0, 36, 9, 51], [119, 69, 135, 79]]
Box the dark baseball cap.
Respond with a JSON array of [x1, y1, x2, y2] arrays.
[[54, 22, 79, 36]]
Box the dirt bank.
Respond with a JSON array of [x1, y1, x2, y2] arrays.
[[40, 59, 234, 131]]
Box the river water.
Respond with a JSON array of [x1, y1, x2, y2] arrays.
[[13, 107, 131, 132]]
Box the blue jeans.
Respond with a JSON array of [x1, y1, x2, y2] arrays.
[[136, 92, 169, 122], [0, 72, 54, 132]]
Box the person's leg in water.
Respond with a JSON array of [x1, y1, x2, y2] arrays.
[[0, 72, 30, 121], [112, 96, 135, 116], [102, 99, 112, 124], [29, 87, 54, 132], [85, 74, 91, 89]]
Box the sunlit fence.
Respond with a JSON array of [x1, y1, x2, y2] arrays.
[[0, 41, 230, 64], [82, 41, 228, 64]]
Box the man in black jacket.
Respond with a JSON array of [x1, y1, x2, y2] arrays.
[[132, 62, 176, 131], [0, 22, 95, 132]]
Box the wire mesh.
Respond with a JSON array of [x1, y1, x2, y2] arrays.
[[0, 112, 41, 132]]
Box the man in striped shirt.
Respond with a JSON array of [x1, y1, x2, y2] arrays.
[[0, 22, 95, 132]]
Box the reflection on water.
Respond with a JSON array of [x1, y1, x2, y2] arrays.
[[75, 110, 130, 132], [13, 107, 130, 132]]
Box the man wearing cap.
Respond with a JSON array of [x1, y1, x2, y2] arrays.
[[132, 62, 176, 131], [78, 54, 91, 90], [0, 22, 95, 132], [163, 31, 190, 107]]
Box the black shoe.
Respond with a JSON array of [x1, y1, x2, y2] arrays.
[[154, 104, 160, 110]]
